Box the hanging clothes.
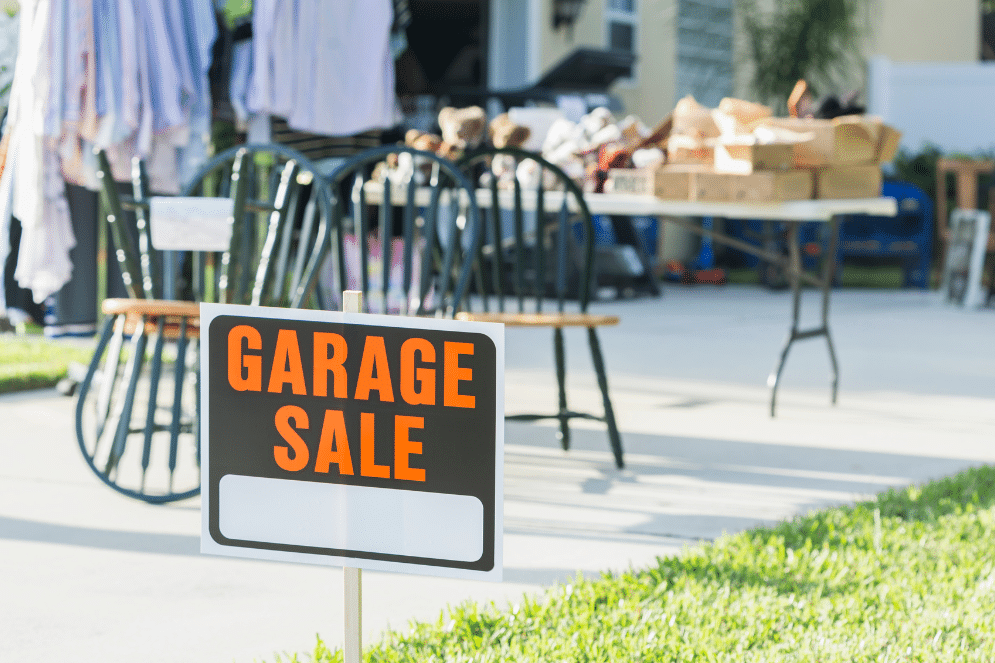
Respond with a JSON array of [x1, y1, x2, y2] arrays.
[[1, 0, 218, 310], [248, 0, 398, 138], [0, 0, 76, 305]]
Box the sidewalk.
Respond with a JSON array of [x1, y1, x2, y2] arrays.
[[2, 286, 993, 662]]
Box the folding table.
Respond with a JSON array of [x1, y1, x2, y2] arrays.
[[581, 193, 898, 415]]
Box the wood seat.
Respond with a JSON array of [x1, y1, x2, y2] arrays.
[[101, 298, 201, 318], [456, 311, 620, 328], [323, 145, 482, 317], [101, 299, 202, 338]]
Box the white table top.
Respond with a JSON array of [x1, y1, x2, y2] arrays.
[[363, 181, 898, 223], [581, 193, 898, 222]]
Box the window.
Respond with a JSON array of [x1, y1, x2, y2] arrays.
[[606, 0, 637, 82], [676, 0, 733, 107]]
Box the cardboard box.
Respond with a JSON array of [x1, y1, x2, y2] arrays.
[[761, 116, 878, 167], [814, 165, 883, 199], [876, 124, 902, 164], [666, 134, 714, 166], [605, 167, 683, 198], [605, 166, 732, 201], [604, 166, 688, 199], [729, 170, 814, 203], [690, 171, 732, 202], [606, 165, 820, 202], [714, 142, 794, 174]]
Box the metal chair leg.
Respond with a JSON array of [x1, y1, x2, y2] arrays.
[[587, 327, 624, 469], [553, 327, 570, 450], [140, 321, 166, 492], [105, 320, 149, 477], [168, 319, 191, 493], [75, 315, 117, 460]]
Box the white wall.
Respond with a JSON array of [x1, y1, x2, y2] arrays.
[[868, 56, 995, 155], [866, 0, 980, 64]]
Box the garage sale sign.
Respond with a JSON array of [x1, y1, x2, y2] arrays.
[[200, 303, 504, 581]]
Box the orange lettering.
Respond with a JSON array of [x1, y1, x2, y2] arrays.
[[267, 329, 307, 395], [360, 412, 390, 478], [314, 410, 354, 475], [354, 336, 394, 402], [273, 405, 310, 472], [444, 341, 475, 408], [394, 415, 426, 482], [228, 325, 262, 391], [313, 332, 348, 398], [400, 338, 436, 406]]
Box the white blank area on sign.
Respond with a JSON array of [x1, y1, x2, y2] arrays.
[[218, 474, 484, 562], [150, 196, 234, 251]]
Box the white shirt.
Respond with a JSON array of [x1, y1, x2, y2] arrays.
[[249, 0, 397, 137]]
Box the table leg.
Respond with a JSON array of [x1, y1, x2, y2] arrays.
[[822, 216, 841, 404], [768, 224, 801, 417], [767, 218, 841, 416]]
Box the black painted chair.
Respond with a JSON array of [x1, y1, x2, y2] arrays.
[[455, 146, 625, 469], [322, 145, 483, 317], [74, 144, 334, 503]]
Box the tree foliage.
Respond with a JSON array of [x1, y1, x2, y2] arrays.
[[740, 0, 866, 110]]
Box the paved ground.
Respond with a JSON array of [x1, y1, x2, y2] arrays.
[[2, 286, 993, 662]]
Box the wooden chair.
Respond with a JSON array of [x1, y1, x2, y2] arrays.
[[935, 158, 995, 273], [455, 146, 625, 469], [322, 145, 483, 317], [74, 144, 334, 503]]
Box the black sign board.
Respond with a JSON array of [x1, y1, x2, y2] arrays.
[[200, 304, 504, 581]]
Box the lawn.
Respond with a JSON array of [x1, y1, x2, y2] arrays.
[[725, 264, 912, 289], [278, 465, 995, 662], [0, 333, 94, 394]]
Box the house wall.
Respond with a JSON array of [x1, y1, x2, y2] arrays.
[[865, 0, 980, 64], [867, 57, 995, 154], [533, 0, 677, 125], [538, 0, 607, 77], [522, 0, 980, 127], [613, 0, 677, 124]]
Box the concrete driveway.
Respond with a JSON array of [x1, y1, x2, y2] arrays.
[[2, 286, 993, 662]]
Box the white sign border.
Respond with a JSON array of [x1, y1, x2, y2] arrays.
[[199, 302, 505, 582]]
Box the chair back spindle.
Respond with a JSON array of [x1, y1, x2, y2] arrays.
[[76, 144, 335, 503], [325, 146, 482, 318]]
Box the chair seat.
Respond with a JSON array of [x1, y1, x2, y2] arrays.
[[102, 298, 201, 338], [455, 311, 620, 328]]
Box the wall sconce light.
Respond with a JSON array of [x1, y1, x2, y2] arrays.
[[553, 0, 587, 32]]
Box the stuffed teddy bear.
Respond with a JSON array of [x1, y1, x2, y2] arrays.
[[488, 113, 531, 149], [437, 106, 487, 160]]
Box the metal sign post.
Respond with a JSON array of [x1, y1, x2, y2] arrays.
[[344, 566, 362, 663], [341, 291, 363, 663]]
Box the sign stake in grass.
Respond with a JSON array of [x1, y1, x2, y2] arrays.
[[342, 290, 362, 663], [199, 289, 504, 663]]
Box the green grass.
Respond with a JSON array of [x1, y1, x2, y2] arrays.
[[0, 334, 94, 394], [277, 465, 995, 662], [725, 264, 910, 288]]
